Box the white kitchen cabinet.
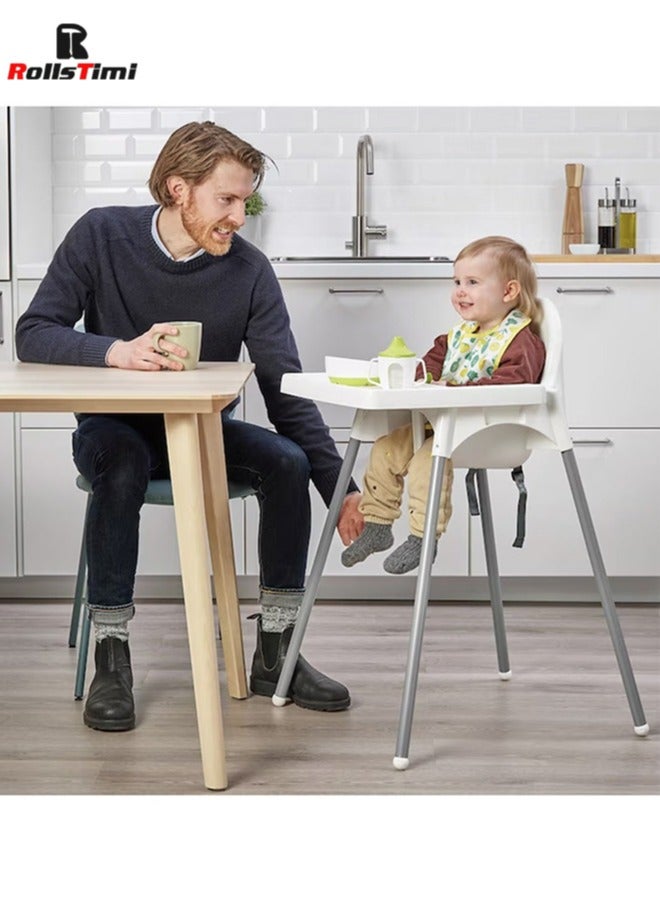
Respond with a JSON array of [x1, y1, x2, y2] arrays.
[[0, 411, 16, 576], [0, 282, 17, 576], [539, 278, 660, 428], [0, 109, 10, 281], [17, 281, 77, 429], [471, 277, 660, 578], [20, 427, 244, 577], [470, 430, 660, 577]]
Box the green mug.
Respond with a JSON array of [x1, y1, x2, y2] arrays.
[[151, 321, 202, 371]]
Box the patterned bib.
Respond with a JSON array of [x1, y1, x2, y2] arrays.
[[441, 309, 530, 384]]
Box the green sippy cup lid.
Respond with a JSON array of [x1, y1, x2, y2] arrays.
[[379, 336, 416, 358]]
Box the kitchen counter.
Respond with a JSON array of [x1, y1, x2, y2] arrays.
[[272, 256, 660, 279], [18, 256, 660, 283]]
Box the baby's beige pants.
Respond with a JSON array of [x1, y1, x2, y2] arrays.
[[358, 423, 453, 538]]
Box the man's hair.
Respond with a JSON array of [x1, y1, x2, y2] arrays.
[[455, 235, 542, 332], [148, 121, 267, 206]]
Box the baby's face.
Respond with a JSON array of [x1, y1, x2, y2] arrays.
[[451, 253, 518, 331]]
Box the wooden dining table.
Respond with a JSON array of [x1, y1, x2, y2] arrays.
[[0, 360, 254, 790]]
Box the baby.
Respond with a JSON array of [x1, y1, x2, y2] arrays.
[[342, 235, 546, 574]]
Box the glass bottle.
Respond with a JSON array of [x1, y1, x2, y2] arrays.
[[619, 197, 637, 252], [598, 196, 616, 250]]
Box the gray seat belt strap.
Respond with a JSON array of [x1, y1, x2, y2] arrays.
[[465, 466, 527, 548], [511, 465, 527, 548]]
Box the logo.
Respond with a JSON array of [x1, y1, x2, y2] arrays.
[[56, 24, 89, 60], [8, 23, 138, 81]]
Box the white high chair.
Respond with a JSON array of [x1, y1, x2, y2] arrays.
[[273, 297, 649, 769]]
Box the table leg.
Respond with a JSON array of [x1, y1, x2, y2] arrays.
[[165, 412, 227, 791], [393, 454, 447, 771], [272, 435, 362, 706], [198, 412, 247, 700]]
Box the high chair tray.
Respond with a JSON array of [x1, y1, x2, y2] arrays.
[[281, 372, 546, 411]]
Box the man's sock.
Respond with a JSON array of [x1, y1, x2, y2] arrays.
[[341, 522, 394, 568], [91, 607, 134, 643], [383, 534, 437, 575], [260, 604, 299, 634]]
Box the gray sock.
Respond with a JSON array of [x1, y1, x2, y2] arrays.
[[261, 604, 299, 633], [383, 534, 437, 575], [91, 606, 133, 643], [341, 522, 394, 568]]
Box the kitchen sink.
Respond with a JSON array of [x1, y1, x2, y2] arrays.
[[271, 255, 452, 263]]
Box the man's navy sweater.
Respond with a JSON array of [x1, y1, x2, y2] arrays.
[[15, 204, 354, 506]]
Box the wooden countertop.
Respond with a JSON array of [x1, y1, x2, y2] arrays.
[[532, 255, 660, 262]]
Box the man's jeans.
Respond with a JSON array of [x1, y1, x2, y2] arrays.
[[72, 412, 312, 611]]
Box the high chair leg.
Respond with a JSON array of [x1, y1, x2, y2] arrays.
[[475, 469, 511, 679], [393, 454, 447, 770], [272, 436, 362, 707], [562, 449, 649, 735]]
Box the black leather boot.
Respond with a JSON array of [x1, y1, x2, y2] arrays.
[[83, 637, 136, 731], [249, 614, 350, 712]]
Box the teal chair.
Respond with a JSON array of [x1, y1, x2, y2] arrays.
[[69, 474, 256, 699]]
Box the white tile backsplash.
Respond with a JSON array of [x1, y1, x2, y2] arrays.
[[48, 106, 660, 255]]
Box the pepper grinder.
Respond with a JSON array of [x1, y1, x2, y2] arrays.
[[562, 163, 584, 254]]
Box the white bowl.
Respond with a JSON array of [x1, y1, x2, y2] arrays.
[[569, 243, 600, 255], [325, 355, 371, 386]]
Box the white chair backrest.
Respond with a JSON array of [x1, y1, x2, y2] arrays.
[[537, 296, 564, 398], [442, 296, 572, 468]]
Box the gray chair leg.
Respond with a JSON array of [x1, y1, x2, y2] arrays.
[[393, 454, 447, 770], [68, 494, 91, 647], [475, 469, 511, 679], [562, 449, 648, 735], [272, 436, 362, 706], [74, 609, 92, 700]]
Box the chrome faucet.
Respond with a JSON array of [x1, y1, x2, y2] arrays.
[[345, 135, 388, 257]]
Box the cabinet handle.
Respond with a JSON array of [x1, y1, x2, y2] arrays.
[[572, 439, 613, 446], [555, 287, 614, 295], [328, 288, 384, 295], [0, 291, 3, 345]]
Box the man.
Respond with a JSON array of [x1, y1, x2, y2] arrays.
[[16, 121, 363, 731]]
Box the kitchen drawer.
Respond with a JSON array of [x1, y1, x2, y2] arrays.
[[539, 278, 660, 428]]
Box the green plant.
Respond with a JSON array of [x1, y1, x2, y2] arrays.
[[245, 191, 267, 216]]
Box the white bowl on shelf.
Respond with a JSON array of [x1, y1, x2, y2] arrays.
[[569, 243, 600, 255]]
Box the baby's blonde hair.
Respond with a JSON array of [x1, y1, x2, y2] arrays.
[[455, 236, 542, 333]]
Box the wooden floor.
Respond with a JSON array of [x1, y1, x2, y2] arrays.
[[0, 599, 658, 795]]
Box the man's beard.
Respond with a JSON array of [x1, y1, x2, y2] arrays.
[[181, 199, 234, 256]]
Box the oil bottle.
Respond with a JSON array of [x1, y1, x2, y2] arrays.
[[619, 188, 637, 252]]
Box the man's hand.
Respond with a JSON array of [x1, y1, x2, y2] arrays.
[[337, 491, 364, 546], [106, 323, 189, 371]]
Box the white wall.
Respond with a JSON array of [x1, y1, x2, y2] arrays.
[[48, 106, 660, 258]]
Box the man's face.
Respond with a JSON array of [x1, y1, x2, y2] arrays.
[[179, 159, 255, 256]]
